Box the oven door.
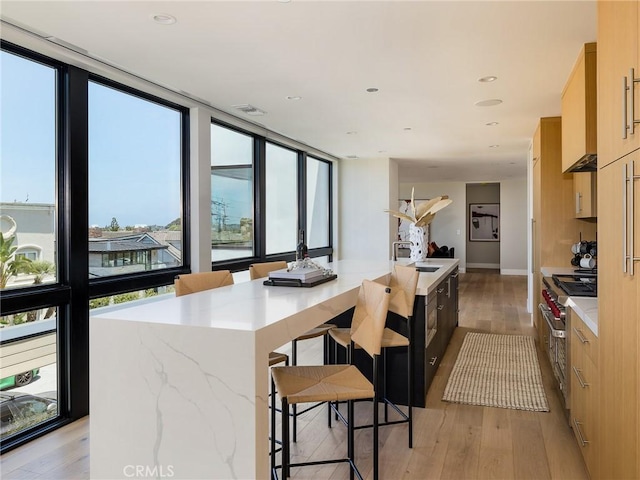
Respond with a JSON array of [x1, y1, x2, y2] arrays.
[[538, 303, 569, 409]]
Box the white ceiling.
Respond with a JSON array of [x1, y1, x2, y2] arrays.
[[0, 1, 597, 183]]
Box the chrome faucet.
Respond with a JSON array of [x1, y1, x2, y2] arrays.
[[392, 241, 411, 261]]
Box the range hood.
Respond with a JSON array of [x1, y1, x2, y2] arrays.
[[567, 153, 597, 172]]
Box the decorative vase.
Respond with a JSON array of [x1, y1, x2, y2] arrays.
[[408, 222, 427, 261]]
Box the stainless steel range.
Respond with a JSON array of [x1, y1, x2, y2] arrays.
[[539, 272, 597, 412]]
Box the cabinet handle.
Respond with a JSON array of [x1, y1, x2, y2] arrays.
[[451, 272, 459, 278], [576, 191, 582, 214], [437, 305, 445, 311], [572, 326, 589, 344], [429, 356, 438, 366], [572, 366, 590, 388], [573, 418, 589, 446], [624, 163, 629, 274], [632, 68, 640, 135], [624, 75, 630, 139], [437, 288, 445, 294], [631, 160, 635, 276]]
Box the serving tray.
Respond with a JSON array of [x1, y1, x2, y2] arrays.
[[263, 274, 337, 288]]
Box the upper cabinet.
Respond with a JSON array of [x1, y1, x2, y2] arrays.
[[597, 1, 639, 167], [562, 42, 598, 173]]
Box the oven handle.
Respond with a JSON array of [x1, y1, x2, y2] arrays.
[[538, 303, 566, 338]]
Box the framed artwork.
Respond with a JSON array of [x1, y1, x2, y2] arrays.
[[469, 203, 499, 241]]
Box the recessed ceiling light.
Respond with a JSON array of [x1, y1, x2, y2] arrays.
[[152, 13, 176, 25], [478, 76, 498, 83], [486, 121, 499, 126], [345, 155, 359, 159], [366, 87, 379, 93], [475, 99, 503, 107], [403, 127, 412, 131], [286, 95, 302, 101], [489, 144, 500, 148]]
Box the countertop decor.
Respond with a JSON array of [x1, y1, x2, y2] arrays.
[[386, 188, 452, 261]]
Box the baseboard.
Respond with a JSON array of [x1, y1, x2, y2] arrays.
[[500, 269, 528, 276], [466, 263, 500, 269]]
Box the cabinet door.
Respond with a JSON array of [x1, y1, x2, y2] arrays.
[[574, 172, 597, 218], [598, 152, 640, 479], [597, 0, 640, 165]]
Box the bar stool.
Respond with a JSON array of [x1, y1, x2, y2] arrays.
[[328, 264, 419, 447], [271, 279, 391, 480], [249, 260, 335, 441]]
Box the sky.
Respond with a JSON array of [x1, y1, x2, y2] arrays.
[[1, 50, 182, 228]]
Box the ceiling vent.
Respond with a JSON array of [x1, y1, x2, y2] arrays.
[[232, 104, 266, 116]]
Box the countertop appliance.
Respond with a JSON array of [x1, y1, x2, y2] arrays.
[[539, 271, 597, 414]]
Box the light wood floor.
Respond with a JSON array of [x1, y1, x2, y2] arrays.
[[0, 271, 589, 479]]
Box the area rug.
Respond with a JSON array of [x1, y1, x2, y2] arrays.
[[442, 332, 549, 412]]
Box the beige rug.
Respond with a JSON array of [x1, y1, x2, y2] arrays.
[[442, 332, 550, 412]]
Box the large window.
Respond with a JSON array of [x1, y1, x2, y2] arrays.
[[0, 50, 57, 290], [265, 143, 297, 255], [306, 157, 331, 249], [0, 49, 60, 443], [88, 81, 183, 278], [211, 124, 254, 262]]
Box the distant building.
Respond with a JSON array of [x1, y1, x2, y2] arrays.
[[88, 232, 181, 277], [1, 203, 182, 280]]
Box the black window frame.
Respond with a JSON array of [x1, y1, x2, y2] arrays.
[[0, 41, 191, 453], [210, 119, 333, 272], [86, 74, 191, 298]]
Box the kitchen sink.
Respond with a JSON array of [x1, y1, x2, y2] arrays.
[[415, 265, 441, 273]]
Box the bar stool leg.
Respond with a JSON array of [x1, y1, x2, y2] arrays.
[[282, 399, 290, 479], [292, 339, 298, 443]]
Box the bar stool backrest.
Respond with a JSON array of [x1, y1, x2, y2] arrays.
[[249, 261, 288, 280], [388, 265, 419, 319], [349, 279, 391, 358], [174, 270, 234, 297]]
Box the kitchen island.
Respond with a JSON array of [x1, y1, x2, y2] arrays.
[[89, 258, 458, 479]]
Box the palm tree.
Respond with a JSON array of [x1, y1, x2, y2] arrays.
[[28, 260, 56, 284], [0, 235, 32, 289]]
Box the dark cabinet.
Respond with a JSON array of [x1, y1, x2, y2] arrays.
[[331, 267, 460, 408], [424, 268, 459, 396]]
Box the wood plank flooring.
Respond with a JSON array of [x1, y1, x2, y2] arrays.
[[0, 270, 589, 479]]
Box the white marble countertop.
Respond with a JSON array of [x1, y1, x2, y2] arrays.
[[565, 296, 598, 336], [89, 257, 460, 479], [92, 259, 393, 333], [412, 258, 460, 295]]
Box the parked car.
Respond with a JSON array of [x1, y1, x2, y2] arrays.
[[0, 369, 39, 390], [0, 391, 57, 439]]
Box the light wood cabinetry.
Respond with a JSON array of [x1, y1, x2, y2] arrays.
[[597, 2, 640, 476], [531, 118, 597, 341], [573, 172, 597, 218], [562, 43, 597, 173], [569, 310, 599, 477], [597, 0, 639, 167], [596, 150, 640, 480]]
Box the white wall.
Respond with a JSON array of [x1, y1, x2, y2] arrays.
[[399, 182, 467, 272], [500, 178, 528, 275], [399, 179, 527, 275], [338, 158, 394, 260]]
